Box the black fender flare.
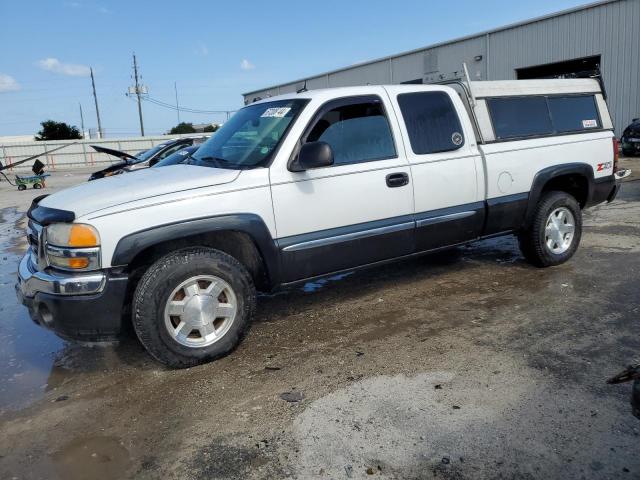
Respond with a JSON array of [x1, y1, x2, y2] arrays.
[[524, 163, 595, 227], [111, 213, 281, 285]]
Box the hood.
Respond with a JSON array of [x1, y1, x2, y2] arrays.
[[40, 165, 240, 218], [90, 144, 139, 161]]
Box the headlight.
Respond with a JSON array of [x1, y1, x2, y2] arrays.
[[45, 223, 101, 271]]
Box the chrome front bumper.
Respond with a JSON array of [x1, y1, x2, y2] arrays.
[[16, 251, 106, 298]]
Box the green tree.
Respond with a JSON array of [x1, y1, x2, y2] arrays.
[[203, 124, 219, 133], [169, 122, 196, 134], [35, 120, 82, 141]]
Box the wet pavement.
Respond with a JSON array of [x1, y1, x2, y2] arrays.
[[0, 163, 639, 479]]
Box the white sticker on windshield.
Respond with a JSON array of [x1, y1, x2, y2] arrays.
[[261, 107, 291, 118], [582, 119, 598, 128]]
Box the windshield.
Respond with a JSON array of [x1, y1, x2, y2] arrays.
[[189, 99, 308, 169], [132, 144, 169, 164], [153, 146, 198, 168]]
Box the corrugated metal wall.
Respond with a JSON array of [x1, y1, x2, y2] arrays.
[[244, 0, 639, 135]]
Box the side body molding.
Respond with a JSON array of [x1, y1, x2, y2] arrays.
[[111, 214, 281, 284], [524, 162, 594, 227]]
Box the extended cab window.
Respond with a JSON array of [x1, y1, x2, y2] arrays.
[[305, 99, 395, 165], [397, 91, 465, 154]]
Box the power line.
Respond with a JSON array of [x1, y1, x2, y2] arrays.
[[141, 95, 236, 116]]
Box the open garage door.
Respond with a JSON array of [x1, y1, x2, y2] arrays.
[[517, 55, 601, 79]]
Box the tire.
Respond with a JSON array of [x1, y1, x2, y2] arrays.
[[17, 184, 26, 191], [33, 183, 42, 189], [518, 191, 582, 267], [133, 247, 256, 368], [622, 149, 634, 157]]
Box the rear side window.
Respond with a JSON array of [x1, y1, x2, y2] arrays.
[[548, 95, 600, 132], [306, 100, 396, 165], [488, 94, 602, 140], [397, 92, 465, 154], [488, 97, 553, 139]]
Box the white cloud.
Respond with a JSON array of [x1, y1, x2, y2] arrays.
[[196, 43, 209, 56], [240, 59, 255, 70], [37, 58, 90, 77], [0, 73, 20, 92]]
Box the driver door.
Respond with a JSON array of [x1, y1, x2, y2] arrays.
[[270, 91, 415, 283]]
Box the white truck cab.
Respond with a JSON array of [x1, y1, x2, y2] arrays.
[[17, 79, 627, 367]]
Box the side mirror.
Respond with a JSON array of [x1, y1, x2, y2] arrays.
[[291, 141, 334, 171]]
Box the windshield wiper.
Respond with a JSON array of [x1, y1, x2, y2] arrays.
[[190, 156, 236, 168]]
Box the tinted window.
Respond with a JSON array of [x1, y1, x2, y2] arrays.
[[488, 97, 553, 139], [397, 92, 464, 154], [548, 95, 600, 132], [306, 101, 395, 165]]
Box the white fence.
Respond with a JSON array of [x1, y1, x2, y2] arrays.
[[0, 134, 198, 172]]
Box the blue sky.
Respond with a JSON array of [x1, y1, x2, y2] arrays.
[[0, 0, 590, 137]]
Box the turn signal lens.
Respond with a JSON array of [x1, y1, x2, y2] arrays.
[[68, 258, 90, 269], [47, 223, 100, 247]]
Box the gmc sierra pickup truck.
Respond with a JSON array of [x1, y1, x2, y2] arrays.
[[16, 79, 628, 367]]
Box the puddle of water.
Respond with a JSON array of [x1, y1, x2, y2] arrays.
[[0, 207, 67, 413], [51, 436, 132, 480]]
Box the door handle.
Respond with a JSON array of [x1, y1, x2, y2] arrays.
[[386, 172, 409, 188]]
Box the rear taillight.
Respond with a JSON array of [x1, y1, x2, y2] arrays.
[[613, 137, 619, 172]]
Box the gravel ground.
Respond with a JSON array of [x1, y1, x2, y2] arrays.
[[0, 159, 639, 480]]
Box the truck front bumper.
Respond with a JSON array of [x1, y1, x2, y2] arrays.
[[15, 252, 128, 341]]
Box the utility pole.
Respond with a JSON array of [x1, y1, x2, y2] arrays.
[[79, 102, 86, 138], [132, 53, 145, 136], [90, 67, 103, 138], [174, 81, 180, 124]]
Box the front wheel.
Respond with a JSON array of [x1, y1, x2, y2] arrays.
[[518, 191, 582, 267], [133, 247, 256, 368]]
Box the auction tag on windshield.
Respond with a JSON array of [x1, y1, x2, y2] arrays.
[[582, 119, 598, 128], [261, 107, 291, 118]]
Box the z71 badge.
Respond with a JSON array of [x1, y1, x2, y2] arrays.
[[597, 162, 612, 171]]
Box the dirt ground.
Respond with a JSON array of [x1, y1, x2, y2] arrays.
[[0, 160, 639, 480]]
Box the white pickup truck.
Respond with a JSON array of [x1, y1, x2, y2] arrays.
[[17, 79, 627, 367]]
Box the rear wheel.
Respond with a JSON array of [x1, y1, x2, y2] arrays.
[[518, 191, 582, 267], [133, 247, 256, 368]]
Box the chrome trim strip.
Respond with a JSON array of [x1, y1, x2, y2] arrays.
[[282, 221, 414, 252], [45, 245, 102, 272], [17, 253, 106, 297], [416, 210, 476, 228]]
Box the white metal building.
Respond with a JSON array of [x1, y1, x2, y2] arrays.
[[243, 0, 640, 136]]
